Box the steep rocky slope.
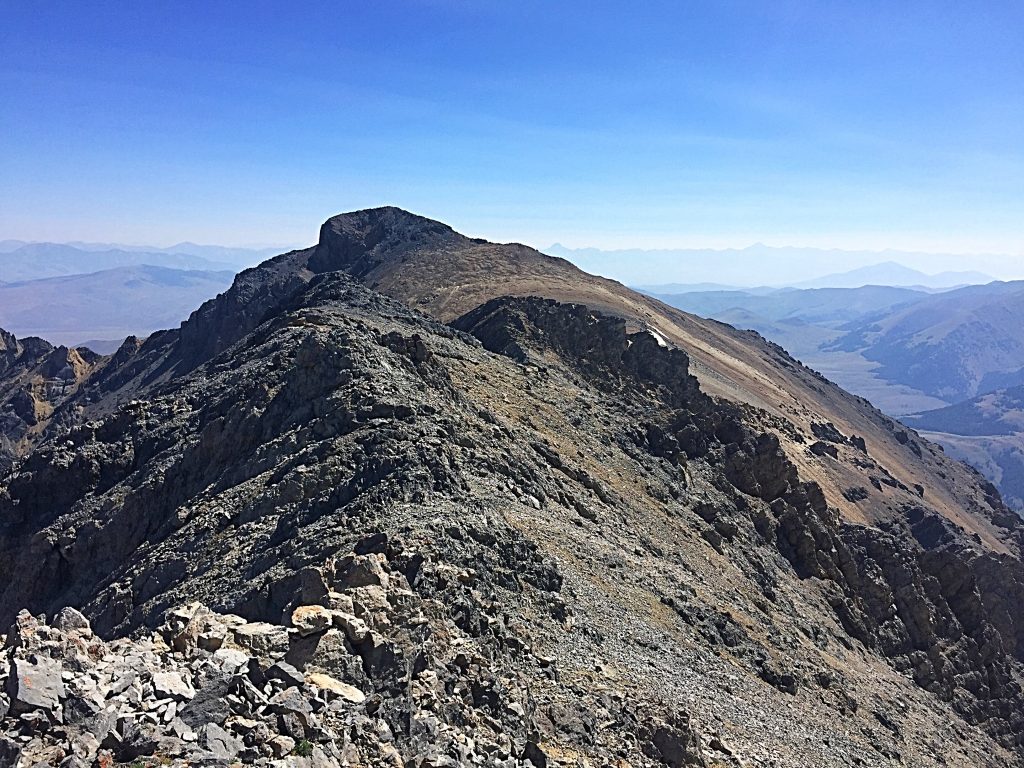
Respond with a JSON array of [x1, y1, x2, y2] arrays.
[[3, 209, 1024, 766]]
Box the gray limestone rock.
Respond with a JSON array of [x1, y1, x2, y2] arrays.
[[196, 722, 242, 760], [6, 656, 65, 713]]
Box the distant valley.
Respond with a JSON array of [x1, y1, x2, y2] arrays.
[[0, 241, 288, 347], [641, 272, 1024, 510]]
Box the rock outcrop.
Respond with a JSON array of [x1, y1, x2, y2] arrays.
[[3, 209, 1024, 766], [0, 330, 101, 474]]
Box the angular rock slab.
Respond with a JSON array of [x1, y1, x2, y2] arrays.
[[5, 656, 65, 713]]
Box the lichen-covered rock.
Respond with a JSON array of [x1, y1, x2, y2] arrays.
[[291, 605, 332, 637]]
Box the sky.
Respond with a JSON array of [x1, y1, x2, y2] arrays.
[[2, 1, 1023, 277]]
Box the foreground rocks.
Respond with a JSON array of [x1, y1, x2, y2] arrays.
[[1, 597, 554, 767], [0, 541, 714, 767]]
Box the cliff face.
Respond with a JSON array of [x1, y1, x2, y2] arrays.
[[2, 209, 1024, 766]]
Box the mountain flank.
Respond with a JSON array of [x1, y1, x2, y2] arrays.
[[2, 208, 1024, 765], [829, 280, 1024, 402]]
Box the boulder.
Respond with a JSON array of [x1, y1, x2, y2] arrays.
[[267, 661, 305, 688], [151, 670, 195, 701], [306, 672, 366, 703], [6, 656, 65, 713], [196, 722, 242, 760], [270, 734, 296, 757], [52, 607, 92, 635], [336, 554, 391, 590], [177, 674, 232, 728], [291, 605, 332, 636], [232, 622, 290, 658]]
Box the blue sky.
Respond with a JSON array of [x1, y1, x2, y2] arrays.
[[2, 1, 1022, 262]]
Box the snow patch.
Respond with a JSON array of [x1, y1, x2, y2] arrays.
[[646, 327, 670, 348]]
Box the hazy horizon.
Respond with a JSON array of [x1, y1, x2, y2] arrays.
[[542, 242, 1024, 286], [4, 232, 1023, 288], [3, 231, 1022, 263]]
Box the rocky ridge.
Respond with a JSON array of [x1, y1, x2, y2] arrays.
[[2, 210, 1024, 766], [0, 330, 100, 474], [1, 210, 1012, 549]]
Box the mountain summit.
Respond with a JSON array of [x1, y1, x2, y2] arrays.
[[2, 208, 1024, 766]]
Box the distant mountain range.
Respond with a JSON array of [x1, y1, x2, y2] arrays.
[[646, 284, 927, 328], [646, 277, 1024, 511], [0, 243, 236, 282], [0, 240, 289, 281], [0, 240, 286, 270], [0, 265, 235, 346], [791, 261, 994, 290], [0, 240, 288, 345], [648, 280, 1024, 408], [828, 281, 1024, 402], [645, 284, 933, 413], [546, 242, 1000, 289]]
